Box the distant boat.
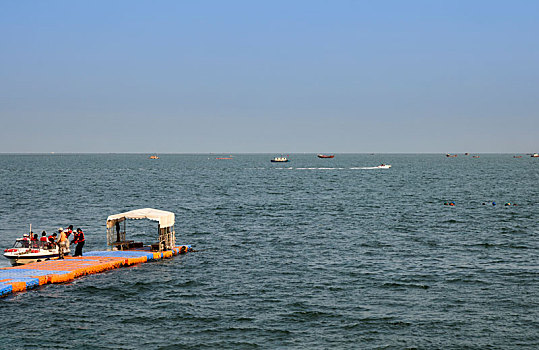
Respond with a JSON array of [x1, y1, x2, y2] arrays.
[[472, 156, 480, 158], [532, 153, 539, 158], [216, 157, 233, 160], [375, 164, 391, 169], [317, 154, 334, 159], [465, 152, 470, 155], [149, 155, 159, 159], [513, 155, 522, 158], [446, 154, 457, 157], [271, 157, 289, 162]]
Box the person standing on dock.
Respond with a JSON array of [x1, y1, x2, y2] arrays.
[[57, 228, 67, 259], [65, 225, 73, 251], [72, 228, 85, 257], [115, 221, 121, 242]]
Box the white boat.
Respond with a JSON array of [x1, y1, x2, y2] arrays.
[[271, 157, 289, 162], [3, 238, 70, 266], [375, 164, 391, 169], [532, 153, 539, 158]]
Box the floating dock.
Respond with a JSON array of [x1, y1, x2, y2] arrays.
[[0, 246, 190, 298]]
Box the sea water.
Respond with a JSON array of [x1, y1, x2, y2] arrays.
[[0, 154, 537, 349]]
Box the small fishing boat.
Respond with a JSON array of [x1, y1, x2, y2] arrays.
[[472, 156, 480, 158], [216, 157, 233, 160], [375, 164, 391, 169], [513, 155, 522, 158], [532, 153, 539, 158], [271, 157, 289, 162], [149, 155, 159, 159], [317, 154, 334, 159], [3, 237, 70, 266], [446, 154, 457, 157]]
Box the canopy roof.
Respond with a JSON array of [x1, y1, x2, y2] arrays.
[[106, 208, 175, 229]]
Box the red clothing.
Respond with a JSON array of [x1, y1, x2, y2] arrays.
[[40, 236, 48, 242], [74, 230, 85, 243]]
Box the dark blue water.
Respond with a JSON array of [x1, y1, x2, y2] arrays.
[[1, 154, 538, 349]]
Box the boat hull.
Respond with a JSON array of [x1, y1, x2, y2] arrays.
[[4, 248, 70, 266], [317, 154, 334, 158]]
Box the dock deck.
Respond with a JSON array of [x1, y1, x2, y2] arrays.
[[0, 245, 190, 298]]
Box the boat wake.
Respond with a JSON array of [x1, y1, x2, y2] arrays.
[[272, 166, 391, 170], [296, 167, 345, 170], [349, 167, 391, 170]]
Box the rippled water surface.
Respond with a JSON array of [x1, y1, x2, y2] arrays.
[[0, 154, 538, 349]]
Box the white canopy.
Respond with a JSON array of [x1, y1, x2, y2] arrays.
[[106, 208, 175, 229]]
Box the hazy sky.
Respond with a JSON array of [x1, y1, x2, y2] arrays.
[[1, 0, 538, 153]]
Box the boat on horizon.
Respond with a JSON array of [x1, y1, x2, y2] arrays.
[[271, 157, 289, 162], [317, 154, 334, 159], [446, 154, 457, 157], [149, 155, 159, 159], [532, 153, 539, 158], [375, 164, 391, 169]]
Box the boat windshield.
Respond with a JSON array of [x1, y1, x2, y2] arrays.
[[13, 240, 27, 248]]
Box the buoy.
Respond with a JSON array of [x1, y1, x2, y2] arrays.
[[492, 201, 496, 206]]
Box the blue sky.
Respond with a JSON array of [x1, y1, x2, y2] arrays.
[[1, 0, 538, 153]]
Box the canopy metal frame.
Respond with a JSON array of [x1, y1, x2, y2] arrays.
[[106, 209, 176, 251]]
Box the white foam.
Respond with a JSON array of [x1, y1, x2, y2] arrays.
[[349, 167, 387, 170]]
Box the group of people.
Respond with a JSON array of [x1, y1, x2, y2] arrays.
[[22, 225, 85, 259]]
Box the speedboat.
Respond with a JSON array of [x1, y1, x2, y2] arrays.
[[532, 153, 539, 158], [446, 154, 457, 157], [271, 157, 289, 162], [149, 155, 159, 159], [375, 164, 391, 169], [3, 238, 70, 266], [317, 154, 334, 158]]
